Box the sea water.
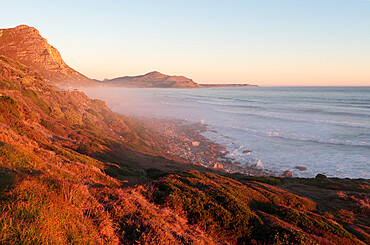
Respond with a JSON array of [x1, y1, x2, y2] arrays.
[[83, 86, 370, 178]]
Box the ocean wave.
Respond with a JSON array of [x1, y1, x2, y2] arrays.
[[196, 100, 251, 107], [215, 108, 370, 129], [229, 125, 370, 148], [197, 99, 370, 118], [237, 106, 370, 118], [273, 135, 370, 148]]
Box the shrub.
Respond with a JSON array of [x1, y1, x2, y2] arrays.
[[0, 96, 20, 118], [279, 208, 353, 238], [49, 106, 64, 119], [21, 89, 49, 113], [40, 118, 65, 135], [146, 171, 261, 242], [0, 141, 39, 170]]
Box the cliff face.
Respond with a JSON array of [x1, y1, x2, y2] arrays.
[[101, 71, 202, 88], [0, 25, 95, 87]]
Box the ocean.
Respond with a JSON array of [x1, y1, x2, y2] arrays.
[[83, 86, 370, 178]]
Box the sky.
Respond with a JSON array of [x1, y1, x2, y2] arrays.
[[1, 0, 369, 86]]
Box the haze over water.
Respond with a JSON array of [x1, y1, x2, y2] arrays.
[[84, 86, 370, 178]]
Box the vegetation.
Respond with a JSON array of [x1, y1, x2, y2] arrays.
[[0, 55, 368, 244], [21, 89, 50, 113], [0, 95, 21, 118], [144, 171, 354, 244]]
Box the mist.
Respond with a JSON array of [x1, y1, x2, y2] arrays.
[[80, 86, 370, 179], [81, 86, 210, 122]]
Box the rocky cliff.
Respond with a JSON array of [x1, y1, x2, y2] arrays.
[[100, 71, 202, 88], [0, 25, 95, 87]]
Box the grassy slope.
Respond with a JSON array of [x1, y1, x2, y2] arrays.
[[0, 55, 368, 244]]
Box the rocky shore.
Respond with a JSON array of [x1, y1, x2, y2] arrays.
[[138, 118, 273, 177]]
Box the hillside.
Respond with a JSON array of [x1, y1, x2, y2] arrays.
[[0, 25, 96, 87], [0, 55, 369, 244], [99, 71, 202, 88]]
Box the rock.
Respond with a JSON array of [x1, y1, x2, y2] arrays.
[[225, 160, 232, 165], [295, 166, 307, 171], [282, 170, 293, 178], [252, 160, 264, 168], [192, 141, 200, 147], [315, 174, 327, 179], [213, 163, 223, 169], [243, 150, 252, 154]]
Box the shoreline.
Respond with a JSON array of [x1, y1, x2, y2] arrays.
[[79, 85, 369, 179], [137, 118, 274, 177]]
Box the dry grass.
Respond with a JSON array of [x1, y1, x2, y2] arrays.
[[92, 185, 217, 245]]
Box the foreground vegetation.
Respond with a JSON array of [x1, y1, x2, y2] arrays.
[[0, 55, 369, 244]]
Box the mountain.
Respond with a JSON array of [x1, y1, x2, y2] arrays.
[[100, 71, 202, 88], [0, 25, 95, 87]]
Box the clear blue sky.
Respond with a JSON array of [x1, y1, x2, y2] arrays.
[[1, 0, 369, 85]]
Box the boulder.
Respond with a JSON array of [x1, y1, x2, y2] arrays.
[[315, 174, 327, 179], [295, 166, 307, 171], [282, 170, 293, 178]]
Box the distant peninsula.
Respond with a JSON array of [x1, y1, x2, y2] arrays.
[[97, 71, 257, 88], [97, 71, 201, 88]]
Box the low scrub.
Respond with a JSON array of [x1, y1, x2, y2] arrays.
[[145, 171, 364, 244]]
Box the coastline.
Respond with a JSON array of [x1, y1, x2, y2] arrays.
[[91, 86, 369, 179], [136, 118, 273, 177]]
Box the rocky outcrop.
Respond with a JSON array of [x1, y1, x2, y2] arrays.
[[99, 71, 201, 88], [0, 25, 95, 87], [282, 170, 293, 178]]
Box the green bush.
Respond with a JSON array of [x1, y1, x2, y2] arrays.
[[21, 89, 49, 113], [40, 118, 65, 135], [147, 171, 262, 242], [280, 208, 353, 238], [0, 141, 38, 170], [0, 79, 21, 90], [0, 96, 20, 118]]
